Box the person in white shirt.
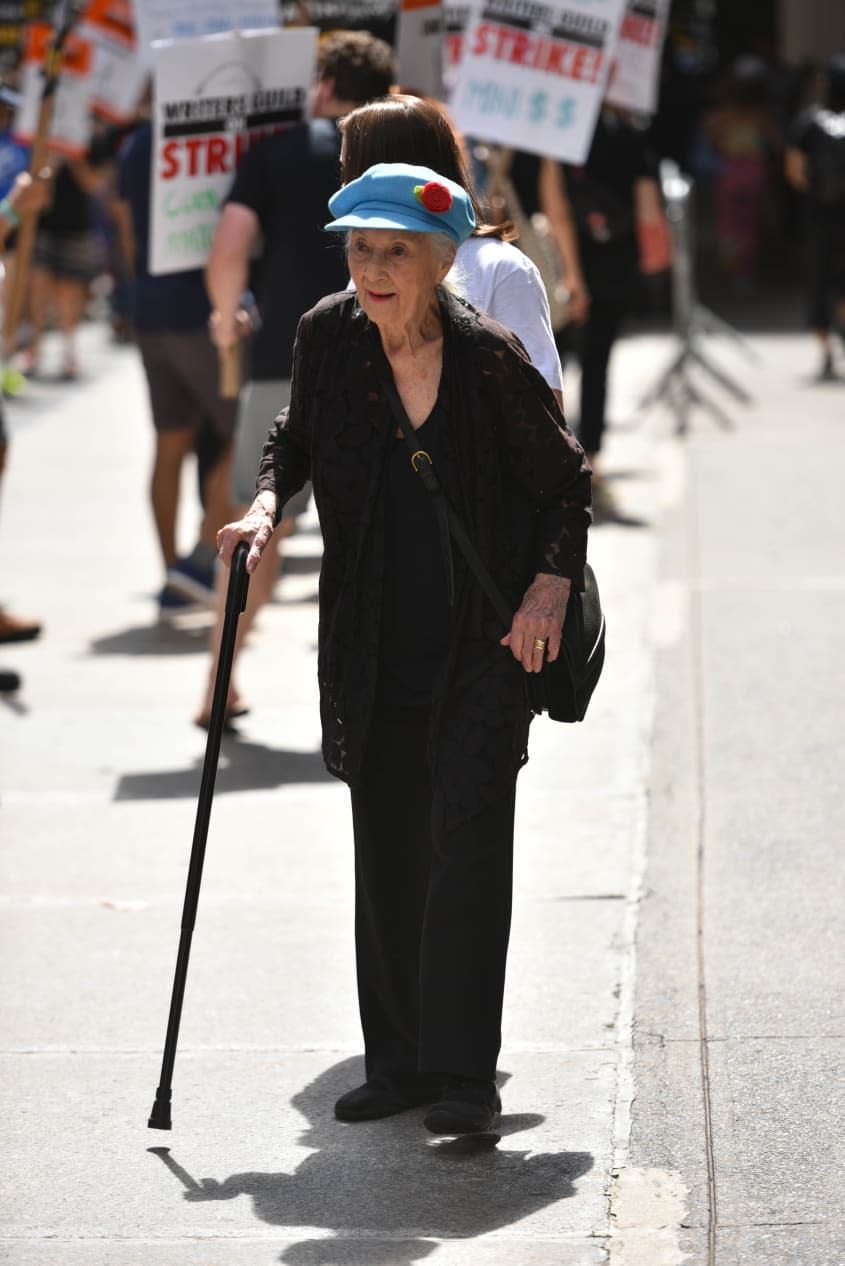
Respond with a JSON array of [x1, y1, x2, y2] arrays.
[[339, 95, 564, 405], [448, 233, 562, 394]]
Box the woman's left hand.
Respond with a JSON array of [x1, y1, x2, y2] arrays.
[[501, 573, 572, 672]]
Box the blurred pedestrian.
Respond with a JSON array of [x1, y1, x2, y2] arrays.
[[703, 55, 781, 291], [114, 121, 236, 615], [785, 55, 845, 380], [0, 85, 28, 205], [539, 107, 669, 481], [23, 156, 108, 380], [217, 162, 592, 1133], [197, 30, 395, 726], [0, 84, 30, 397], [0, 169, 51, 686]]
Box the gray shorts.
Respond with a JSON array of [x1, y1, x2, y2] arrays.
[[137, 330, 237, 439], [33, 229, 101, 282], [231, 378, 311, 517]]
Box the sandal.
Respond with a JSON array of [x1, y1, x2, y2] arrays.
[[193, 703, 250, 731]]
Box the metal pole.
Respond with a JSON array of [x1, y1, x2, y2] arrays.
[[637, 160, 758, 433]]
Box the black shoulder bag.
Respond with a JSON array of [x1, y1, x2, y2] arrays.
[[380, 374, 606, 723]]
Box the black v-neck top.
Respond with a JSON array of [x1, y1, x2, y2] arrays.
[[378, 361, 451, 709], [256, 287, 591, 826]]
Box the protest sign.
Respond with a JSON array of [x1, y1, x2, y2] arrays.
[[443, 2, 471, 99], [133, 0, 279, 65], [606, 0, 670, 114], [396, 0, 443, 98], [14, 21, 94, 158], [82, 0, 147, 123], [279, 0, 397, 40], [450, 0, 627, 164], [151, 26, 317, 274]]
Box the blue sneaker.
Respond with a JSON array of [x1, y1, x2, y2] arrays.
[[166, 553, 216, 606], [158, 584, 198, 615]]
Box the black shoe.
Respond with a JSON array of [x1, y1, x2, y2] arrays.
[[423, 1079, 501, 1135], [334, 1075, 440, 1122], [0, 667, 21, 692]]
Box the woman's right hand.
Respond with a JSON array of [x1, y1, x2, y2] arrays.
[[217, 496, 277, 574]]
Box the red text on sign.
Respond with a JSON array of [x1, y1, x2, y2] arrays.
[[620, 14, 657, 47], [470, 21, 604, 84], [158, 126, 287, 180]]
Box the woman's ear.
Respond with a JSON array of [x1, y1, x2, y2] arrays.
[[438, 244, 457, 283]]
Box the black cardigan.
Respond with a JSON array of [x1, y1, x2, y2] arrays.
[[257, 287, 592, 825]]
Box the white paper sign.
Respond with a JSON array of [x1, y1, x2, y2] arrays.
[[450, 0, 627, 164], [133, 0, 279, 65], [396, 0, 444, 98], [151, 27, 317, 274], [605, 0, 670, 115], [14, 24, 94, 159], [83, 0, 147, 123], [443, 3, 472, 100]]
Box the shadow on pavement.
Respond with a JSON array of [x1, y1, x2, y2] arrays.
[[114, 739, 333, 800], [149, 1057, 593, 1261], [89, 621, 210, 656]]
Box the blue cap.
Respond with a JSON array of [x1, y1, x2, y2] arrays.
[[325, 162, 476, 246]]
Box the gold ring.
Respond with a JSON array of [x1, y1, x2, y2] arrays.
[[533, 638, 547, 651]]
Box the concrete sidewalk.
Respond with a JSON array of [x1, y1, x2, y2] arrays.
[[626, 325, 845, 1266], [0, 315, 842, 1265]]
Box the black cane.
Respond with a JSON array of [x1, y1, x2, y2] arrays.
[[148, 541, 250, 1130]]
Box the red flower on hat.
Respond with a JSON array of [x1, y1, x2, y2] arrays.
[[414, 181, 453, 213]]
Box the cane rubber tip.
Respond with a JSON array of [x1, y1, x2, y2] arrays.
[[148, 1094, 172, 1130]]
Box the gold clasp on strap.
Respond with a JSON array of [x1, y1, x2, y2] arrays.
[[410, 449, 432, 472]]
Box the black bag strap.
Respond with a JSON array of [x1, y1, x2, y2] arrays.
[[378, 370, 514, 631]]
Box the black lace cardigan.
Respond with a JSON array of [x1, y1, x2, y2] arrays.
[[256, 287, 592, 826]]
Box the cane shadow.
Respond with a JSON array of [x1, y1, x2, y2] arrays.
[[114, 738, 333, 800], [150, 1057, 594, 1261]]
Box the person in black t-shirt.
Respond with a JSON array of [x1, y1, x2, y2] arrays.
[[539, 108, 668, 483], [196, 30, 394, 727], [785, 56, 845, 380]]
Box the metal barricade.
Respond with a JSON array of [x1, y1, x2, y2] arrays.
[[637, 159, 759, 433]]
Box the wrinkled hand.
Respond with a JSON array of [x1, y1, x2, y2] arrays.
[[216, 495, 276, 574], [501, 573, 572, 672]]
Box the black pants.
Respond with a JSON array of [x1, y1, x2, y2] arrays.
[[576, 294, 626, 457], [350, 708, 516, 1085], [805, 204, 845, 331]]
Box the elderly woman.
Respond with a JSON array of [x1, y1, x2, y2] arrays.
[[218, 163, 592, 1135]]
